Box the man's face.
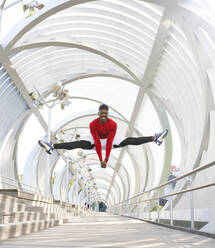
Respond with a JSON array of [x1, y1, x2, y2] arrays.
[[98, 109, 108, 124]]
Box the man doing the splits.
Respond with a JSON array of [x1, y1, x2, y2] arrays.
[[39, 104, 168, 168]]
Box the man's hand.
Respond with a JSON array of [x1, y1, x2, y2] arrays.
[[100, 161, 107, 168]]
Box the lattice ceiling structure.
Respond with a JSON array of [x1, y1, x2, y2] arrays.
[[0, 0, 215, 207]]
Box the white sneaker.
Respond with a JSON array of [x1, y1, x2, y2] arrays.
[[154, 129, 168, 146]]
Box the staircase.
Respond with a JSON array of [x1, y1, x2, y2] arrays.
[[0, 189, 86, 240]]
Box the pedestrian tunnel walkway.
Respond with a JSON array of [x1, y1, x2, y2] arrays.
[[1, 0, 215, 244], [1, 214, 215, 248]]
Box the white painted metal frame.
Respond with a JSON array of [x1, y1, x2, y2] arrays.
[[1, 0, 214, 210]]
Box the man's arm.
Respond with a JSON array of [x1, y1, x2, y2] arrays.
[[90, 122, 103, 161], [105, 121, 117, 162]]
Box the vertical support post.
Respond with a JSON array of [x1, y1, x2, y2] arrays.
[[76, 169, 79, 206], [170, 197, 173, 226], [190, 190, 194, 229], [148, 192, 151, 220], [46, 106, 52, 197], [87, 186, 89, 209], [66, 151, 69, 202], [157, 198, 160, 223], [148, 201, 151, 220], [189, 177, 194, 229], [155, 189, 160, 223]]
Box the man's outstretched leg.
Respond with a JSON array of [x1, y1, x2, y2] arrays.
[[38, 140, 94, 154], [114, 129, 168, 148]]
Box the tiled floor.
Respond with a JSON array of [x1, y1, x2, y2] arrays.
[[0, 214, 215, 247]]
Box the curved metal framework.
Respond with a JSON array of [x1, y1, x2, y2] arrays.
[[0, 0, 214, 217]]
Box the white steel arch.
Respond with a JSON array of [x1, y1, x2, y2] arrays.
[[1, 0, 214, 215]]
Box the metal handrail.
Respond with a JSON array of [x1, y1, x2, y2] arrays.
[[123, 160, 215, 203], [0, 175, 38, 190], [0, 175, 45, 196], [121, 182, 215, 206], [108, 160, 215, 231]]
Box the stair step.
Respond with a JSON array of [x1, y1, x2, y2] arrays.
[[0, 194, 75, 214], [0, 219, 61, 241], [0, 191, 83, 241], [0, 212, 57, 224], [0, 202, 66, 216]]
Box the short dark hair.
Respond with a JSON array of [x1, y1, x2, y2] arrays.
[[99, 104, 109, 111]]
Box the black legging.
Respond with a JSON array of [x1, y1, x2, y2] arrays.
[[113, 136, 153, 148], [53, 140, 94, 150], [53, 136, 153, 150]]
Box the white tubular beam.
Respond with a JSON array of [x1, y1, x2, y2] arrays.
[[3, 0, 97, 50], [105, 8, 172, 203], [0, 45, 48, 131], [9, 41, 139, 82]]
